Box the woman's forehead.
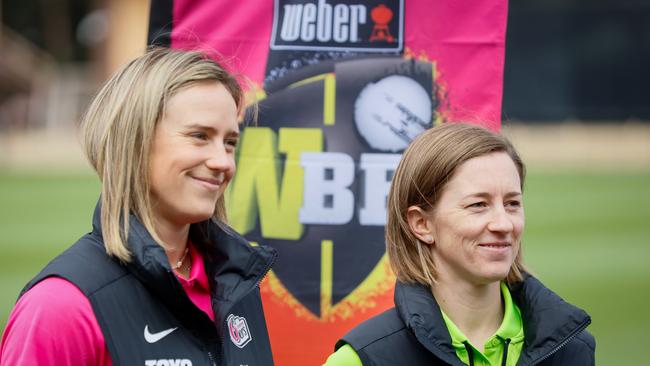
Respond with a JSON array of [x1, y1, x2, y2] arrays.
[[441, 153, 521, 197]]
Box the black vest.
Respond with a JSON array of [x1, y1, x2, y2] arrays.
[[337, 277, 595, 366], [21, 205, 276, 366]]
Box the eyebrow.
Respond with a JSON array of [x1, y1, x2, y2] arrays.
[[184, 123, 240, 137], [462, 191, 522, 200]]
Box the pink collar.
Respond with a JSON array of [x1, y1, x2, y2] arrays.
[[175, 241, 210, 291]]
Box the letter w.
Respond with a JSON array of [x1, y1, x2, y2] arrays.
[[226, 127, 323, 240], [280, 5, 302, 41]]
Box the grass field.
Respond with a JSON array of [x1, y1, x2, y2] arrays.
[[1, 169, 649, 365]]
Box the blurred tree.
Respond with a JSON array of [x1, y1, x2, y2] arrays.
[[1, 0, 94, 61]]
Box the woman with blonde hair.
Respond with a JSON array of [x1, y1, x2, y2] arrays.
[[0, 47, 276, 365], [325, 123, 594, 365]]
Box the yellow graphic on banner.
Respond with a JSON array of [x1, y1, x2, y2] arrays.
[[288, 73, 336, 125], [226, 127, 323, 239], [320, 240, 334, 318]]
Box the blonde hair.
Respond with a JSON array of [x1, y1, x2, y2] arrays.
[[81, 47, 243, 262], [386, 123, 527, 287]]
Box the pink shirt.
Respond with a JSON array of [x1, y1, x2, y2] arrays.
[[0, 243, 213, 366]]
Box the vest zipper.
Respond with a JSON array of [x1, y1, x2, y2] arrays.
[[213, 249, 277, 365], [529, 318, 591, 365], [207, 350, 216, 366], [223, 247, 277, 316], [218, 247, 276, 318], [218, 333, 226, 364], [255, 248, 277, 289]]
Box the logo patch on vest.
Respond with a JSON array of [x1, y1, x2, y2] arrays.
[[144, 325, 178, 344], [227, 314, 252, 348]]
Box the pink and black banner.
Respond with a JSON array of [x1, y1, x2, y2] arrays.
[[149, 1, 507, 364]]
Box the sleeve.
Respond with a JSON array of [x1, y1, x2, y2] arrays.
[[0, 277, 112, 366], [322, 344, 364, 366]]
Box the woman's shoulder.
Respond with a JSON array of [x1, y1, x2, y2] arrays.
[[541, 329, 595, 365], [331, 308, 439, 365], [566, 330, 596, 357], [574, 329, 596, 350], [8, 277, 99, 330], [324, 309, 406, 366], [26, 234, 128, 295], [323, 344, 363, 366], [1, 277, 110, 365], [338, 307, 407, 350]]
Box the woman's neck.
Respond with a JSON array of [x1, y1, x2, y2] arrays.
[[432, 277, 503, 352], [154, 216, 191, 264]]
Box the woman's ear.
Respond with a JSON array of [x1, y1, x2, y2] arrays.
[[406, 205, 435, 245]]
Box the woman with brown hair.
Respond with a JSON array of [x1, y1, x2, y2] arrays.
[[325, 123, 594, 365]]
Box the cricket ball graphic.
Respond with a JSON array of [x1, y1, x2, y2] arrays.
[[354, 75, 432, 152]]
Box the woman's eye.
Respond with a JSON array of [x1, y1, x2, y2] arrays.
[[226, 138, 239, 148], [506, 200, 522, 209], [190, 132, 208, 140], [468, 202, 487, 209]]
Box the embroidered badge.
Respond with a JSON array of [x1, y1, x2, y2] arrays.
[[227, 314, 252, 348]]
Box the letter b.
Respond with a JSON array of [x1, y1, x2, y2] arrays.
[[299, 152, 354, 225], [317, 0, 333, 41]]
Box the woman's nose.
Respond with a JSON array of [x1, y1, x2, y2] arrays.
[[205, 144, 234, 171], [487, 207, 514, 233]]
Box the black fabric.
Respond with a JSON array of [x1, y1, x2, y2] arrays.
[[148, 0, 173, 46], [502, 338, 511, 366], [463, 342, 474, 366], [21, 202, 277, 366], [336, 308, 440, 365], [338, 275, 595, 366], [510, 276, 595, 365]]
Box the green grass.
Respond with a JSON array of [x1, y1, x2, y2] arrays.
[[522, 172, 650, 365], [0, 172, 101, 323], [1, 170, 649, 365]]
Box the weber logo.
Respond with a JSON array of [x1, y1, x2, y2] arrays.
[[271, 0, 403, 52]]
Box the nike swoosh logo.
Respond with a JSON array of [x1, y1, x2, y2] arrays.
[[144, 325, 178, 343]]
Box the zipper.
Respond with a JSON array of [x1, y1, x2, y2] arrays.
[[218, 331, 226, 365], [530, 318, 591, 365], [207, 350, 216, 366], [218, 246, 277, 319], [213, 247, 277, 365], [255, 248, 277, 289]]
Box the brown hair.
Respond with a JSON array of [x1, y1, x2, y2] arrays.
[[80, 47, 243, 262], [386, 123, 526, 287]]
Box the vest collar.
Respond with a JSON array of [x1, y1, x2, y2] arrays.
[[394, 282, 466, 366], [509, 274, 591, 365], [90, 201, 277, 333], [394, 274, 591, 365]]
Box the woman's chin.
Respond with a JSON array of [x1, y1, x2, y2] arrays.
[[180, 210, 216, 225], [472, 266, 512, 285]]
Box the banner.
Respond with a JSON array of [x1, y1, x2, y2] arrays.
[[149, 1, 507, 364]]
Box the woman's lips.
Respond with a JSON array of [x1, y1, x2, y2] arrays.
[[191, 174, 224, 190], [478, 242, 512, 254], [479, 242, 511, 248]]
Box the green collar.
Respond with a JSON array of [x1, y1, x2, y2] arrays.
[[441, 282, 525, 365]]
